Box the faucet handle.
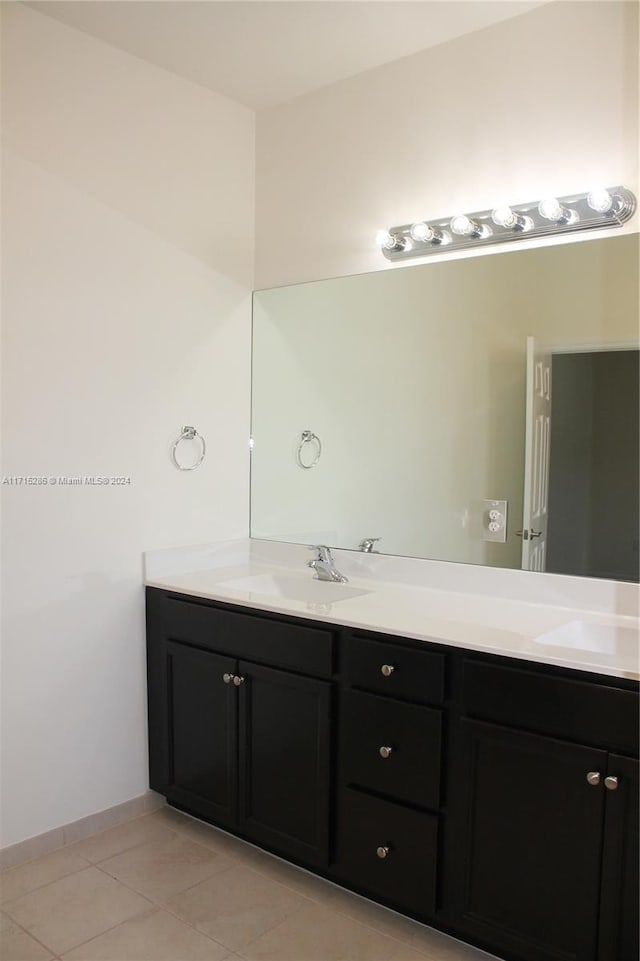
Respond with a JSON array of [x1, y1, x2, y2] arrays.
[[359, 537, 381, 553], [309, 544, 332, 562]]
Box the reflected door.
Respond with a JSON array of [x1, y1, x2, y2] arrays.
[[521, 336, 552, 571]]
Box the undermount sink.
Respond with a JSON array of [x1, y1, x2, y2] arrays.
[[534, 619, 637, 654], [218, 572, 373, 604]]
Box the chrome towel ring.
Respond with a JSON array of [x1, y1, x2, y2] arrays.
[[171, 426, 206, 471], [296, 430, 322, 469]]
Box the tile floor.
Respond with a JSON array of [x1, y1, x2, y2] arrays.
[[0, 807, 499, 961]]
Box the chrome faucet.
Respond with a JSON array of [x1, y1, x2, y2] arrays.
[[308, 545, 348, 583], [359, 537, 381, 553]]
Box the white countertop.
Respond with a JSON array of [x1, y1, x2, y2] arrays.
[[146, 550, 640, 681]]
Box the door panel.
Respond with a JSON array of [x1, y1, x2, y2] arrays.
[[457, 719, 607, 961], [165, 641, 237, 827], [522, 336, 552, 571], [598, 755, 639, 961], [237, 660, 331, 867]]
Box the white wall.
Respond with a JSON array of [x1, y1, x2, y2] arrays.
[[255, 1, 639, 288], [1, 4, 254, 847]]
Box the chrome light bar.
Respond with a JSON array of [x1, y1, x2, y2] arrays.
[[378, 186, 636, 261]]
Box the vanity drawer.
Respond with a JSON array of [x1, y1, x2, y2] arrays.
[[463, 658, 639, 755], [340, 690, 442, 809], [346, 634, 445, 704], [153, 590, 333, 678], [335, 788, 439, 917]]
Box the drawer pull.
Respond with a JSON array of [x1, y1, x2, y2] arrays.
[[376, 845, 390, 859], [233, 675, 246, 686], [604, 775, 619, 791], [381, 664, 395, 677], [379, 745, 393, 759], [586, 771, 601, 787], [222, 673, 235, 685]]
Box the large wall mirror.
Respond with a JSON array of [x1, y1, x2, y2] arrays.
[[251, 234, 639, 582]]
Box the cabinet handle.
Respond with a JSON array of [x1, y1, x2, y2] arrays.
[[381, 664, 395, 677], [376, 845, 390, 859], [586, 771, 601, 786], [604, 775, 619, 791], [233, 675, 245, 686], [379, 746, 393, 759], [222, 673, 235, 685]]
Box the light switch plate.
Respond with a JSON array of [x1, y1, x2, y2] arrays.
[[483, 499, 508, 543]]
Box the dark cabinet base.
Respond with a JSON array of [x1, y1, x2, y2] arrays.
[[147, 588, 639, 961]]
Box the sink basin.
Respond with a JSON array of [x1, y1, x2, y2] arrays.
[[534, 619, 637, 655], [218, 572, 372, 604]]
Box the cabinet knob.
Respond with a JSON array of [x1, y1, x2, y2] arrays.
[[586, 771, 601, 787], [379, 746, 393, 759], [380, 664, 395, 677], [233, 675, 245, 686], [376, 846, 390, 859], [222, 673, 234, 685], [604, 775, 619, 791]]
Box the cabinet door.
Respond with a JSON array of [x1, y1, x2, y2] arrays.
[[237, 660, 331, 867], [456, 719, 607, 961], [165, 641, 237, 827], [598, 755, 639, 961]]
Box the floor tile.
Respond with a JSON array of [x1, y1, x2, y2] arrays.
[[150, 809, 251, 861], [68, 814, 177, 864], [60, 908, 231, 960], [322, 885, 432, 945], [0, 848, 90, 905], [236, 846, 338, 904], [408, 925, 500, 961], [241, 902, 430, 961], [0, 912, 54, 960], [2, 865, 151, 955], [99, 833, 235, 902], [165, 862, 310, 951]]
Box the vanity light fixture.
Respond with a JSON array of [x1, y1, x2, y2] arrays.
[[377, 185, 636, 261]]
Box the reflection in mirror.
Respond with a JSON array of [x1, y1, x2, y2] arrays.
[[251, 235, 639, 581]]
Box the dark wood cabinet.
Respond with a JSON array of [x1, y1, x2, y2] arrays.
[[237, 659, 331, 866], [598, 754, 639, 961], [451, 656, 639, 961], [455, 719, 607, 961], [164, 642, 237, 828], [146, 587, 639, 961], [146, 589, 333, 868]]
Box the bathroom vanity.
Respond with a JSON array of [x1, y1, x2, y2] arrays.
[[145, 553, 639, 961]]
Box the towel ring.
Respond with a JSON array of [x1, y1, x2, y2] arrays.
[[171, 426, 206, 471], [296, 430, 322, 469]]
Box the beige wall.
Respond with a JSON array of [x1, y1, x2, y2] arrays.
[[255, 1, 639, 288], [1, 4, 254, 847]]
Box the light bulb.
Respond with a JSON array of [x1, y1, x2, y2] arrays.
[[376, 229, 394, 249], [491, 206, 532, 231], [376, 229, 406, 251], [450, 214, 475, 236], [538, 197, 573, 223], [587, 189, 613, 213], [450, 214, 489, 239], [410, 222, 433, 243], [409, 222, 449, 245], [491, 206, 517, 228]]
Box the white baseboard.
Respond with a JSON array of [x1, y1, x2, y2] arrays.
[[0, 790, 165, 870]]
